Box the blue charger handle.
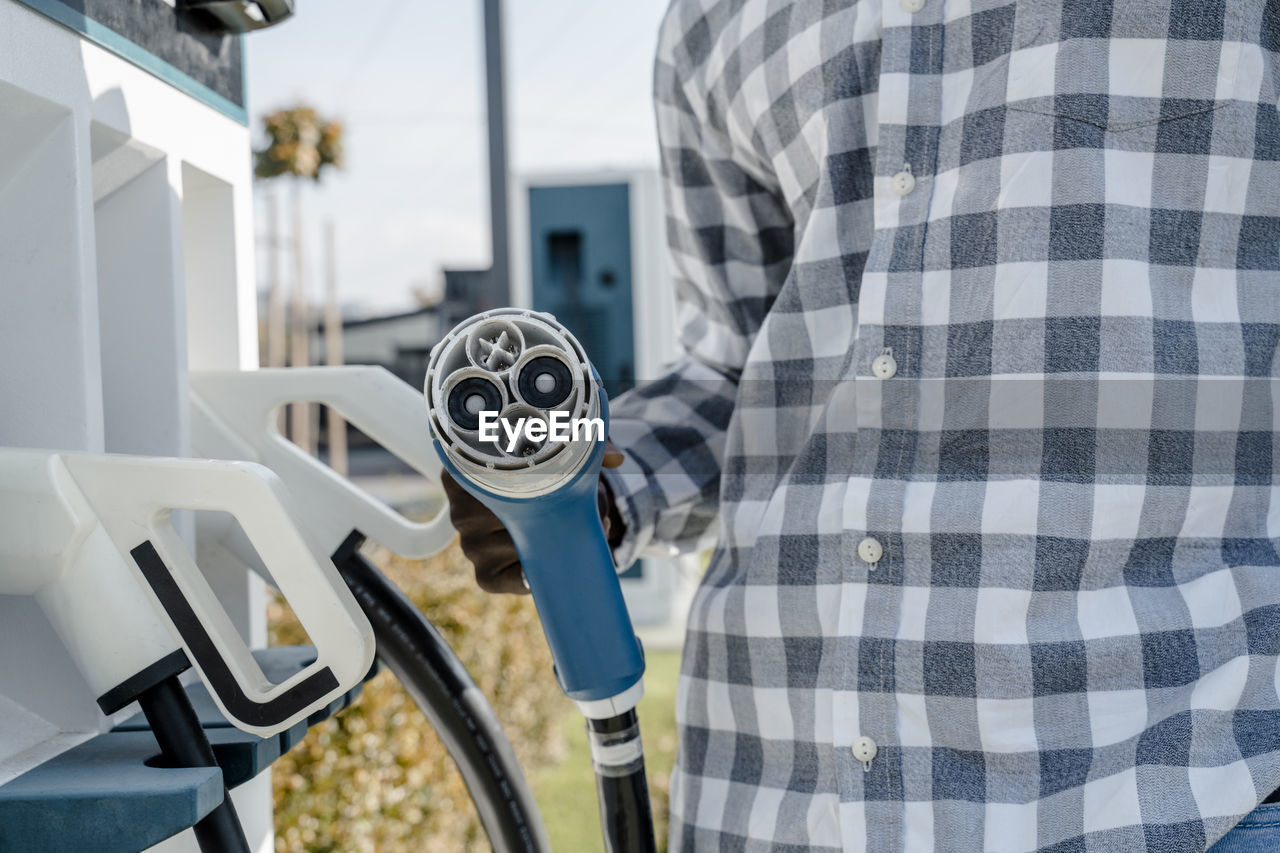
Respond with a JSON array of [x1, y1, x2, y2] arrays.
[[434, 429, 645, 703]]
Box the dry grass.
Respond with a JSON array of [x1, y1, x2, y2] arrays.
[[268, 540, 572, 852]]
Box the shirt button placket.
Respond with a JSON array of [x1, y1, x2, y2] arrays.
[[848, 6, 932, 845]]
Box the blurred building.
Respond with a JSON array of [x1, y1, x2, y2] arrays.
[[310, 305, 444, 391], [513, 168, 677, 395], [513, 168, 694, 633]]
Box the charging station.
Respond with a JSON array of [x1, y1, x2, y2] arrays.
[[0, 3, 329, 851]]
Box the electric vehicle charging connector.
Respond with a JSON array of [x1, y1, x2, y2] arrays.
[[426, 309, 646, 715], [427, 309, 657, 853]]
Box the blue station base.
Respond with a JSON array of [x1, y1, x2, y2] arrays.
[[0, 646, 375, 853]]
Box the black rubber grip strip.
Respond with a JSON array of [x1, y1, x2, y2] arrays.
[[97, 648, 192, 715], [588, 709, 639, 735], [130, 540, 339, 728]]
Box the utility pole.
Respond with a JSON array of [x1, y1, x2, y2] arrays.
[[482, 0, 511, 309], [289, 184, 312, 452], [323, 220, 347, 476], [265, 191, 287, 432], [266, 190, 286, 368], [445, 0, 511, 318]]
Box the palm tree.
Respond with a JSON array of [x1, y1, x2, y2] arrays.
[[254, 106, 344, 452], [254, 106, 344, 182]]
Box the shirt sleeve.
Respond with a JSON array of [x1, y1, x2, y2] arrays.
[[602, 9, 794, 569]]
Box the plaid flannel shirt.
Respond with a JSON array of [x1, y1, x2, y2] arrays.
[[601, 0, 1280, 850]]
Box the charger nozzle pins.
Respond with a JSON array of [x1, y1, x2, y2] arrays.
[[426, 309, 604, 500]]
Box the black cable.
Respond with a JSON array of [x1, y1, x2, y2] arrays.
[[588, 710, 656, 853], [332, 533, 549, 853], [137, 676, 251, 853]]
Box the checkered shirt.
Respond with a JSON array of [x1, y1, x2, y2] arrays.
[[600, 0, 1280, 850]]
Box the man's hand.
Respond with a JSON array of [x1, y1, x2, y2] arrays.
[[441, 443, 627, 594]]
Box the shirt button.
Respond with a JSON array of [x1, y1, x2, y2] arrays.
[[852, 736, 878, 771], [857, 537, 883, 566], [891, 170, 916, 196], [872, 353, 897, 379], [900, 0, 925, 12]]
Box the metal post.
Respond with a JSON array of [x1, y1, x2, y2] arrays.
[[482, 0, 510, 309], [323, 220, 347, 476], [266, 191, 286, 369], [289, 182, 312, 452]]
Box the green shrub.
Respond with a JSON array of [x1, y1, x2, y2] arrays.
[[269, 542, 570, 852]]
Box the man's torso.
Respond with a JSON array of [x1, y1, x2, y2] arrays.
[[661, 1, 1280, 850]]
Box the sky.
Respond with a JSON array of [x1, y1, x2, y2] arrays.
[[246, 0, 670, 315]]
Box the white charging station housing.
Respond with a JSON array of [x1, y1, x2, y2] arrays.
[[0, 3, 276, 847]]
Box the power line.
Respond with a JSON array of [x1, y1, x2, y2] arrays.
[[333, 0, 414, 105], [343, 107, 649, 132], [515, 0, 593, 78]]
